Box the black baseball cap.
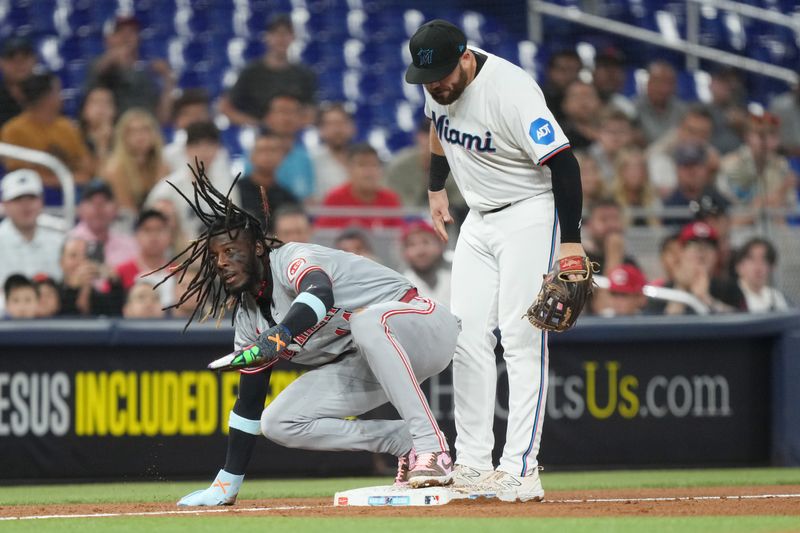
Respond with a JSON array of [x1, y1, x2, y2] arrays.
[[405, 19, 467, 85]]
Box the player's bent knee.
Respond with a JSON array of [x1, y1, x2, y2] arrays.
[[260, 406, 309, 447]]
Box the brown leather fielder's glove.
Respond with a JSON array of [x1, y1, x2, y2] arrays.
[[525, 255, 597, 332]]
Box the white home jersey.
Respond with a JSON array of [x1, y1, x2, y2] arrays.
[[233, 243, 413, 367], [424, 48, 570, 211]]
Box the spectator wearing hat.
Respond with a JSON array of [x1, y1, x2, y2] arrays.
[[219, 14, 317, 126], [592, 48, 635, 118], [598, 264, 649, 317], [734, 238, 790, 312], [69, 179, 138, 269], [86, 15, 175, 124], [58, 236, 125, 317], [273, 205, 313, 244], [0, 170, 64, 296], [0, 36, 37, 127], [692, 192, 734, 274], [0, 72, 93, 203], [647, 221, 745, 315], [3, 274, 38, 319], [663, 141, 730, 223], [719, 113, 797, 214], [316, 143, 403, 229], [401, 221, 451, 305], [115, 209, 174, 308], [385, 118, 467, 224]]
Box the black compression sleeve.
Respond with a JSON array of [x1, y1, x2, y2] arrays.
[[279, 269, 334, 336], [226, 369, 272, 475], [429, 153, 450, 192], [543, 148, 583, 243]]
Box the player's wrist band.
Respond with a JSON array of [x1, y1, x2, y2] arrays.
[[292, 292, 327, 323], [429, 153, 450, 191]]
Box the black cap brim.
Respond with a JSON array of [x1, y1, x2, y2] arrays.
[[405, 60, 459, 84]]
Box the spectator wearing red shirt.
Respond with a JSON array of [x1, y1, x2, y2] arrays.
[[115, 209, 174, 307], [316, 143, 402, 229]]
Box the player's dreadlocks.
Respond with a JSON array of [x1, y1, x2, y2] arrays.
[[148, 160, 282, 330]]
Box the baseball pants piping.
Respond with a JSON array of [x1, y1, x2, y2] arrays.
[[261, 297, 459, 456]]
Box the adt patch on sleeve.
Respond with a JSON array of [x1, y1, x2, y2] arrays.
[[529, 118, 555, 145]]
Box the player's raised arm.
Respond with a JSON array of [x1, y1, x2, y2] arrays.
[[428, 123, 453, 242]]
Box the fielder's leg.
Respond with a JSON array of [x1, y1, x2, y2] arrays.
[[450, 210, 500, 483], [490, 194, 557, 502]]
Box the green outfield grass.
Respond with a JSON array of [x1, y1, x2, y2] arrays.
[[1, 468, 799, 533], [2, 467, 799, 506]]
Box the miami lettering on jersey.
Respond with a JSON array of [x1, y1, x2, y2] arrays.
[[432, 111, 496, 153]]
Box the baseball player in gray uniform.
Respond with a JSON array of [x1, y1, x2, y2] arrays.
[[167, 164, 459, 506]]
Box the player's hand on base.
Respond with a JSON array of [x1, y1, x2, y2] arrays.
[[208, 324, 292, 371], [428, 189, 453, 242], [558, 243, 587, 281]]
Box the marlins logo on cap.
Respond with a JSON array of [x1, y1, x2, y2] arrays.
[[405, 20, 467, 84]]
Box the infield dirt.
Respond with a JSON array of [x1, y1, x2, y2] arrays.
[[3, 485, 799, 519]]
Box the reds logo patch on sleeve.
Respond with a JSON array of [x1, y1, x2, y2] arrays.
[[287, 258, 307, 282]]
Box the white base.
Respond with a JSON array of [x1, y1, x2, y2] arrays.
[[334, 485, 465, 507]]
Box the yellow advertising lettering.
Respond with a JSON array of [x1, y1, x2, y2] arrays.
[[75, 371, 222, 437], [618, 375, 640, 419], [584, 361, 619, 419], [180, 372, 198, 435], [161, 372, 179, 435], [196, 372, 218, 434], [220, 372, 239, 434]]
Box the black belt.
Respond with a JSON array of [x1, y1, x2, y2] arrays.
[[481, 203, 512, 215]]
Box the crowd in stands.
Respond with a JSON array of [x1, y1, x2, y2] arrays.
[[0, 13, 797, 321]]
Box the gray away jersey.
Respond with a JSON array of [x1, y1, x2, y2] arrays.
[[233, 243, 413, 367]]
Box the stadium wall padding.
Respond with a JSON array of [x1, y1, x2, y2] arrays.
[[0, 312, 798, 480]]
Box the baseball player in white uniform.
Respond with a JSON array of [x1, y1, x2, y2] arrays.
[[169, 167, 460, 506], [406, 20, 587, 502]]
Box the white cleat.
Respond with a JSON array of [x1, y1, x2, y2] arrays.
[[482, 469, 545, 502], [451, 464, 495, 489]]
